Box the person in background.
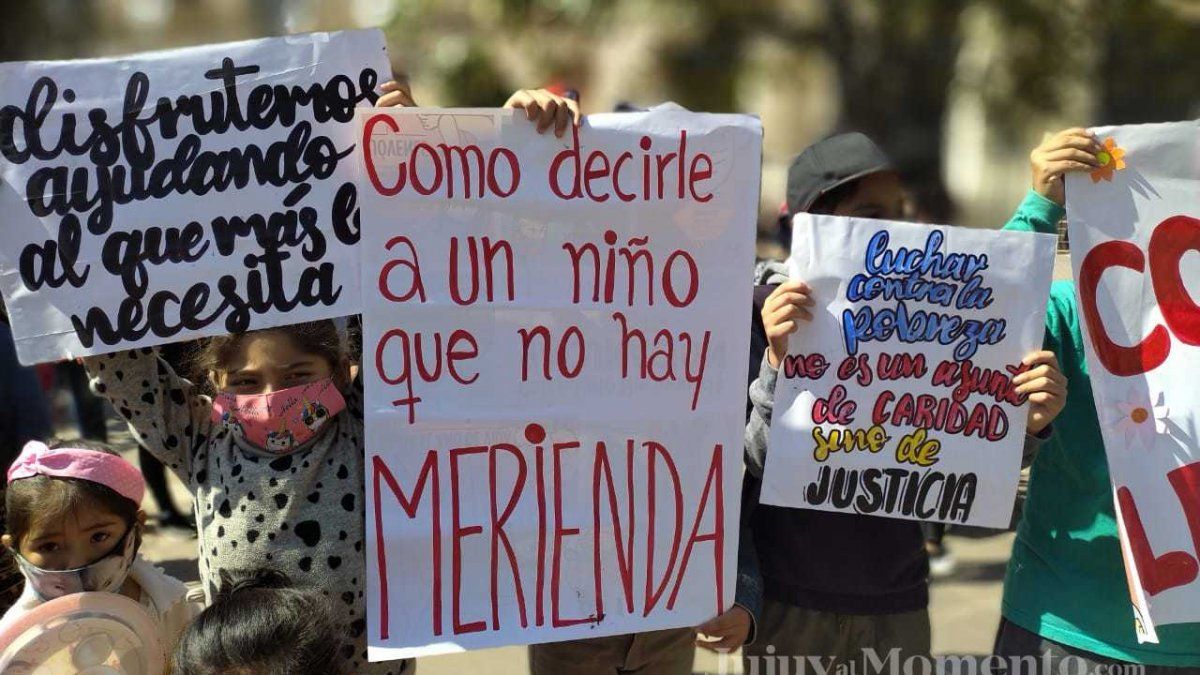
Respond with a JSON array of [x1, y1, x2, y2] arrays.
[[172, 568, 343, 675], [0, 299, 52, 613], [994, 128, 1200, 673], [740, 132, 1067, 673], [55, 361, 109, 442]]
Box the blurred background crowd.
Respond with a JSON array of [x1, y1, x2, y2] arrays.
[[4, 0, 1198, 257]]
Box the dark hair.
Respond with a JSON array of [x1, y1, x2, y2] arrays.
[[808, 178, 863, 216], [172, 568, 346, 675], [196, 320, 344, 379], [4, 439, 140, 547]]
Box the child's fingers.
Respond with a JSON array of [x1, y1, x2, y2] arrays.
[[1016, 376, 1066, 397], [1052, 127, 1096, 143], [376, 90, 414, 108], [769, 301, 813, 322], [765, 281, 813, 310], [553, 100, 572, 138], [695, 613, 732, 635], [376, 80, 415, 107], [564, 98, 582, 128], [764, 291, 814, 314], [777, 279, 812, 294], [1013, 364, 1056, 386], [1021, 350, 1059, 367], [1045, 148, 1101, 166], [766, 319, 797, 339], [1027, 391, 1063, 406], [503, 90, 541, 121], [1045, 159, 1096, 176], [1050, 135, 1104, 153], [696, 634, 741, 652], [537, 98, 559, 134]]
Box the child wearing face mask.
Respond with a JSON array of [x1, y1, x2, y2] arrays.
[[82, 320, 397, 672], [0, 438, 199, 650], [80, 86, 579, 674]]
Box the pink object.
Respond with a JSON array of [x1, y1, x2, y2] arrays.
[[7, 442, 145, 505], [211, 377, 346, 454], [0, 592, 164, 674]]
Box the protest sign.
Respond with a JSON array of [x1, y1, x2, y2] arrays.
[[0, 29, 389, 364], [761, 216, 1055, 528], [357, 106, 760, 659], [1065, 120, 1200, 640]]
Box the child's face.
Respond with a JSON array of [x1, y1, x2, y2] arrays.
[[213, 333, 341, 395], [7, 507, 137, 571], [831, 171, 910, 222]]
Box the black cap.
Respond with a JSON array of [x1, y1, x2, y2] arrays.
[[786, 132, 892, 215]]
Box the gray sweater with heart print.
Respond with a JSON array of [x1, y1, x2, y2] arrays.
[[85, 348, 407, 674]]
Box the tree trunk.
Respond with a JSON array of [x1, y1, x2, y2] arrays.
[[824, 0, 964, 223]]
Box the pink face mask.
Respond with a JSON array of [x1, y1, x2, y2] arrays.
[[211, 378, 346, 455]]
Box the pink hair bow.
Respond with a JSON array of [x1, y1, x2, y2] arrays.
[[7, 441, 145, 505]]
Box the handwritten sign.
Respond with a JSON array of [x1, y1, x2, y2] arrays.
[[1065, 120, 1200, 640], [761, 216, 1055, 528], [0, 29, 389, 364], [357, 108, 760, 660]]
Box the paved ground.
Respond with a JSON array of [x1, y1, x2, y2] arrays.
[[98, 411, 1013, 674]]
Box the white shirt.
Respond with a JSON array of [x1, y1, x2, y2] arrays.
[[0, 556, 203, 655]]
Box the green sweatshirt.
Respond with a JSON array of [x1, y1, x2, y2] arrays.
[[1001, 190, 1200, 666]]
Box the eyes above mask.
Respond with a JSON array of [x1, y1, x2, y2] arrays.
[[13, 525, 140, 602], [211, 378, 346, 455]]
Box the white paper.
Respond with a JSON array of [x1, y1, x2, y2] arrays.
[[761, 215, 1055, 529], [1065, 120, 1200, 639], [356, 108, 760, 660], [0, 29, 390, 364]]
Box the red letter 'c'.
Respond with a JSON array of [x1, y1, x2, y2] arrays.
[[1078, 240, 1170, 376], [362, 114, 404, 196]]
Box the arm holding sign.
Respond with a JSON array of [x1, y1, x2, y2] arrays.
[[744, 281, 815, 478], [1005, 127, 1104, 236], [998, 129, 1101, 467], [83, 349, 212, 479]]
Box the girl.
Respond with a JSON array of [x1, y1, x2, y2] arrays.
[[85, 320, 391, 672], [173, 568, 343, 675], [84, 87, 579, 674], [0, 438, 199, 650]]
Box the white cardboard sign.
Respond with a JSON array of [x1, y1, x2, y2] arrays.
[[1065, 120, 1200, 640], [357, 107, 760, 659], [0, 29, 389, 364], [762, 215, 1055, 529]]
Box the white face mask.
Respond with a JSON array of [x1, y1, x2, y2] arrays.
[[13, 525, 139, 601]]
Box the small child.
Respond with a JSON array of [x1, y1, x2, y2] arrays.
[[83, 86, 579, 674], [83, 320, 388, 669], [172, 567, 343, 675], [0, 438, 200, 651]]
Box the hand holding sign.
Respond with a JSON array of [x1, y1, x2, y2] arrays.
[[762, 280, 816, 368], [1029, 127, 1105, 206], [503, 89, 582, 138], [1013, 350, 1067, 435]]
